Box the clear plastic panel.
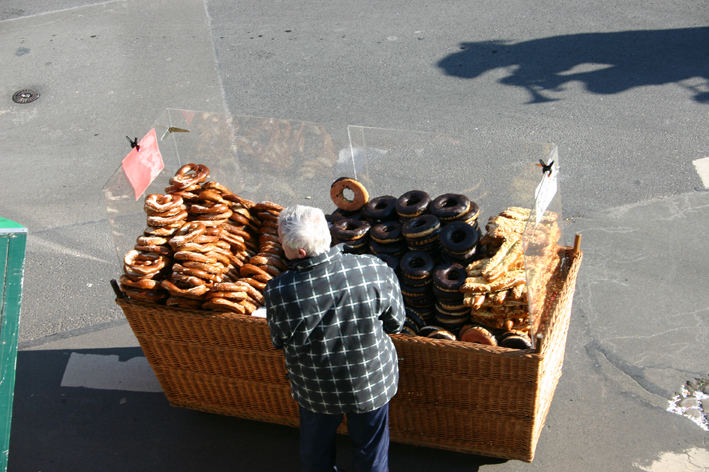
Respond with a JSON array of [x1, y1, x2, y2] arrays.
[[522, 147, 564, 345], [103, 111, 562, 345], [103, 109, 350, 264], [347, 126, 562, 347]]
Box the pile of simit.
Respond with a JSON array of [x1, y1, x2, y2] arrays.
[[119, 163, 287, 315]]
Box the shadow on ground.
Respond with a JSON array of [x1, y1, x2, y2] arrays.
[[438, 27, 709, 104], [10, 347, 506, 471]]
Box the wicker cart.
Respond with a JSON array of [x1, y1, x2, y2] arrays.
[[114, 239, 581, 462]]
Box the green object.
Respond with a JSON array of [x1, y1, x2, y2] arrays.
[[0, 218, 26, 471]]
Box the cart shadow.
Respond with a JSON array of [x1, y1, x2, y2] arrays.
[[437, 26, 709, 104], [10, 347, 505, 471]]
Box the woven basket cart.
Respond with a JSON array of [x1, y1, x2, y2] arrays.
[[114, 239, 582, 462]]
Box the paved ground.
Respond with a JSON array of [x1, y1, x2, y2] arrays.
[[1, 1, 707, 471]]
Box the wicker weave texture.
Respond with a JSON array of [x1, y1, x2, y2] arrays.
[[117, 247, 582, 462]]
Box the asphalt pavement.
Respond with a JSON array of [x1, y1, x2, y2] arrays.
[[1, 1, 707, 471]]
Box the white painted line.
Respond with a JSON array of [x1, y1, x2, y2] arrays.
[[692, 156, 709, 188], [61, 353, 162, 392]]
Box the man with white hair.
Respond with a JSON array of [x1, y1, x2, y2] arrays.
[[265, 204, 405, 472]]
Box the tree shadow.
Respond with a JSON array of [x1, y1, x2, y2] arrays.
[[437, 27, 709, 104]]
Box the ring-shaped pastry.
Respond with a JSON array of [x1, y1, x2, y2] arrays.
[[398, 251, 435, 280], [433, 262, 467, 292], [370, 221, 403, 244], [396, 190, 430, 219], [460, 325, 498, 346], [430, 193, 471, 222], [402, 214, 440, 240], [330, 177, 369, 212], [330, 218, 371, 242], [147, 210, 188, 227], [169, 163, 210, 189], [362, 195, 397, 221], [439, 221, 480, 253], [144, 194, 184, 213], [168, 222, 207, 249]]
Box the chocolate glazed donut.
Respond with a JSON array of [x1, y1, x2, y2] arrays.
[[396, 190, 431, 219], [370, 221, 403, 243], [330, 218, 371, 243], [430, 193, 471, 222], [439, 221, 481, 253], [398, 250, 435, 280], [363, 195, 398, 222], [433, 262, 467, 291]]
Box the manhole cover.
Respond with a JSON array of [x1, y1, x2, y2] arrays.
[[12, 89, 40, 104]]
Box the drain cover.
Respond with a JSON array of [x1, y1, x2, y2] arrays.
[[12, 89, 40, 104]]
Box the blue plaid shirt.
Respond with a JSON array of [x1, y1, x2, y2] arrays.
[[264, 245, 405, 414]]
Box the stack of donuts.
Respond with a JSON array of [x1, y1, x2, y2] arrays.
[[327, 177, 492, 344], [119, 163, 287, 316], [459, 206, 560, 348]]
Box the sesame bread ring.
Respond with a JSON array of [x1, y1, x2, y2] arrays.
[[144, 194, 184, 213], [202, 298, 246, 314], [122, 287, 167, 303], [168, 222, 206, 249], [119, 274, 159, 290], [173, 251, 218, 264], [124, 250, 167, 275], [206, 250, 232, 267], [170, 272, 212, 288], [172, 262, 221, 282], [198, 189, 227, 204], [181, 260, 227, 275], [169, 163, 210, 189], [160, 280, 209, 299], [145, 204, 187, 218], [133, 244, 171, 256], [250, 255, 287, 271], [396, 190, 430, 219], [147, 210, 188, 227], [229, 212, 251, 226], [240, 277, 267, 291], [239, 263, 272, 282], [330, 177, 369, 212], [252, 201, 284, 213], [240, 299, 259, 315], [136, 235, 169, 247], [204, 290, 249, 301], [166, 296, 204, 309], [190, 203, 230, 215], [144, 224, 182, 237]]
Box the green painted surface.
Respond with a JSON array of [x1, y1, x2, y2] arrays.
[[0, 219, 25, 472], [0, 219, 25, 234]]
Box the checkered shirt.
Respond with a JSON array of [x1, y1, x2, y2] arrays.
[[264, 244, 405, 414]]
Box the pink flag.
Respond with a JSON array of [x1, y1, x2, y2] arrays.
[[121, 128, 164, 200]]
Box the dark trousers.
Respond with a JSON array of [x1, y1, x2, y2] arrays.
[[298, 403, 390, 472]]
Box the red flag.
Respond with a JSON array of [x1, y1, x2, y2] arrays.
[[121, 128, 164, 200]]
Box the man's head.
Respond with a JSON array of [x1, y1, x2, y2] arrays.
[[277, 205, 332, 260]]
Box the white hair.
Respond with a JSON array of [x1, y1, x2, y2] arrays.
[[278, 205, 331, 257]]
